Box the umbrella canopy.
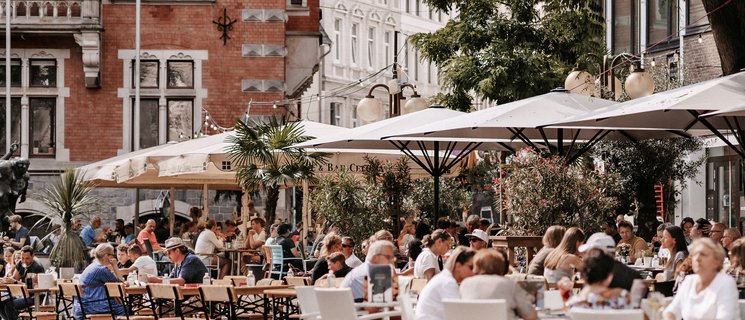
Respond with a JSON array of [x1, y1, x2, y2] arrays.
[[295, 106, 512, 220]]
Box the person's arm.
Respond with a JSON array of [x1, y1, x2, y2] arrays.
[[105, 257, 124, 282], [716, 276, 740, 320], [209, 231, 224, 251]]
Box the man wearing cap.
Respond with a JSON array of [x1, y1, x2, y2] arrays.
[[147, 238, 207, 285], [579, 232, 641, 291], [466, 229, 489, 251]]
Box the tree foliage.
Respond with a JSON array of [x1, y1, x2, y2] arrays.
[[498, 149, 624, 235], [404, 177, 471, 223], [411, 0, 605, 110], [228, 118, 328, 229]]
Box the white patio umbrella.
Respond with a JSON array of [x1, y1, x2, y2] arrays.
[[547, 71, 745, 157], [294, 106, 515, 220], [384, 90, 696, 163]]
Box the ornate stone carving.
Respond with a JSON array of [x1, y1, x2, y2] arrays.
[[74, 31, 101, 88]]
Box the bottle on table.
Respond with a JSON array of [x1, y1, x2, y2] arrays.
[[163, 274, 170, 285], [127, 272, 137, 286], [246, 270, 256, 287], [327, 271, 336, 288], [287, 267, 295, 278], [203, 273, 212, 285]]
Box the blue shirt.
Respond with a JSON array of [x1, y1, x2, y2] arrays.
[[81, 225, 96, 247], [169, 252, 207, 284], [73, 261, 125, 319]]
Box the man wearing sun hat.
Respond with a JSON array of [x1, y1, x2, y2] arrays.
[[465, 229, 490, 251], [147, 237, 207, 285], [579, 232, 641, 291]]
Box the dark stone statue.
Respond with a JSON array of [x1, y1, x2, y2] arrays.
[[0, 143, 29, 231]]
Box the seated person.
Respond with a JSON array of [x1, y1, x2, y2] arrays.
[[116, 244, 133, 269], [275, 223, 303, 270], [194, 219, 229, 279], [567, 248, 631, 310], [616, 220, 649, 261], [74, 244, 126, 319], [311, 235, 343, 283], [0, 248, 14, 278], [120, 245, 158, 277], [5, 215, 29, 250], [460, 250, 537, 320], [148, 238, 207, 285]]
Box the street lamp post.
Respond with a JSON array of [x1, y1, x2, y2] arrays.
[[357, 31, 428, 122], [565, 53, 655, 101]]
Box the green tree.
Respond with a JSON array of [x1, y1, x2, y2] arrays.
[[405, 177, 471, 223], [228, 118, 327, 230], [362, 156, 412, 235], [34, 169, 100, 271], [411, 0, 605, 110]]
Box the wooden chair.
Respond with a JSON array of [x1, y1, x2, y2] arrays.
[[315, 288, 400, 320], [409, 278, 427, 295], [212, 279, 232, 285], [198, 285, 236, 320], [5, 284, 56, 320], [56, 283, 111, 320], [313, 277, 343, 288], [568, 308, 644, 320], [104, 283, 154, 320], [442, 299, 507, 320], [285, 276, 309, 287], [225, 275, 247, 287], [146, 284, 201, 320]]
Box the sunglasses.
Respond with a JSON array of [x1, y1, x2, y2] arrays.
[[342, 244, 353, 248], [469, 238, 483, 242]]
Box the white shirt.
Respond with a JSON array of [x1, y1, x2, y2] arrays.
[[414, 269, 459, 320], [414, 248, 439, 279], [132, 255, 158, 277], [341, 262, 370, 300], [346, 254, 363, 269], [194, 229, 224, 259], [664, 272, 740, 320], [253, 230, 267, 242]]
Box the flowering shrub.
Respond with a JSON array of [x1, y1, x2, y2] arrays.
[[497, 149, 624, 235]]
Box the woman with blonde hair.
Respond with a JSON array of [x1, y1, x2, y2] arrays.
[[543, 227, 585, 283], [398, 222, 416, 254], [664, 238, 739, 319], [726, 238, 745, 285], [74, 244, 126, 318], [528, 225, 566, 275]]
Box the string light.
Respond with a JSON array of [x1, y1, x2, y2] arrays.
[[698, 34, 703, 44], [651, 58, 656, 67]]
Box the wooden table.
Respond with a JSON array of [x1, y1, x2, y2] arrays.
[[224, 248, 258, 275], [233, 285, 288, 319], [28, 287, 54, 312], [264, 288, 298, 320]]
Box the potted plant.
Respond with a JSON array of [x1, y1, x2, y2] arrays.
[[616, 243, 631, 264], [33, 168, 100, 272]]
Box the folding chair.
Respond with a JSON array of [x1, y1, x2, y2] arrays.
[[104, 283, 153, 320], [6, 284, 56, 320], [198, 285, 236, 320], [56, 283, 111, 320], [146, 284, 201, 320]]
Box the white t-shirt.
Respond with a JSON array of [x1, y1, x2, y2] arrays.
[[664, 272, 740, 320], [194, 229, 224, 259], [132, 255, 158, 277], [346, 254, 363, 269], [414, 248, 440, 279], [414, 269, 459, 320], [253, 230, 267, 242]]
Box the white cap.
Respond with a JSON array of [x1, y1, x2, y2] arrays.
[[578, 232, 616, 254], [466, 229, 489, 243]]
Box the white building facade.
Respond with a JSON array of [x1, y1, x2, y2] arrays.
[[303, 0, 452, 127]]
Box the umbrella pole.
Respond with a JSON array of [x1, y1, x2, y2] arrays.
[[203, 184, 210, 218], [169, 187, 175, 237], [302, 179, 309, 253], [433, 141, 440, 222], [134, 188, 140, 233]]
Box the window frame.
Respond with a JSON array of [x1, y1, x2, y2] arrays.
[[351, 23, 359, 65], [0, 59, 22, 87], [131, 98, 161, 150], [132, 59, 160, 89], [166, 98, 195, 142], [334, 19, 342, 62], [29, 59, 57, 88], [367, 27, 375, 69], [28, 97, 56, 157], [166, 60, 195, 89]]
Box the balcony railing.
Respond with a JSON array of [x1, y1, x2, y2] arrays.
[[0, 0, 100, 27]]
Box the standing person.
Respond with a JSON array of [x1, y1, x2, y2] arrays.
[[414, 229, 453, 280], [120, 245, 158, 277], [528, 225, 566, 276], [74, 244, 125, 319], [616, 220, 649, 261], [661, 226, 689, 281], [460, 249, 537, 320], [341, 237, 362, 268], [147, 238, 207, 285], [415, 246, 476, 320], [116, 244, 133, 269], [568, 248, 632, 310], [663, 238, 740, 320], [544, 227, 585, 283], [137, 219, 162, 253], [194, 219, 229, 279], [4, 215, 29, 250]]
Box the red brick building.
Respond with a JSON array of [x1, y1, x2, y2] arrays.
[[1, 0, 322, 223]]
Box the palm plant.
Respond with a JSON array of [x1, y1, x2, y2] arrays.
[[34, 168, 99, 271], [228, 117, 328, 230]]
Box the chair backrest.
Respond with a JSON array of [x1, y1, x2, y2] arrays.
[[212, 279, 232, 285], [143, 238, 155, 258], [286, 276, 309, 286], [225, 276, 246, 287], [199, 285, 233, 302], [270, 280, 285, 286], [256, 279, 273, 286], [105, 283, 125, 299], [410, 278, 427, 295], [313, 277, 344, 288], [268, 245, 284, 266], [739, 300, 745, 320], [442, 299, 507, 320], [6, 284, 27, 299], [398, 291, 415, 320], [314, 288, 358, 320], [263, 245, 273, 265], [58, 283, 81, 298], [295, 286, 320, 316], [568, 308, 644, 320], [147, 284, 179, 300]]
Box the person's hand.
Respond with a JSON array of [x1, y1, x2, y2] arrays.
[[248, 229, 256, 236], [2, 236, 8, 242], [146, 275, 161, 283]]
